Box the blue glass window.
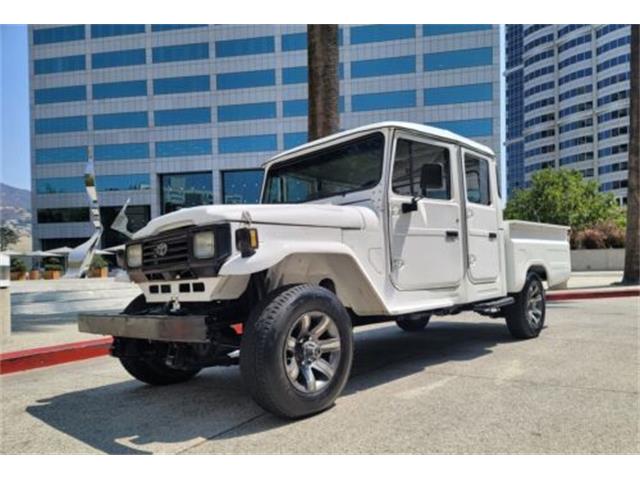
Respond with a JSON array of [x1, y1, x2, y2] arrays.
[[217, 102, 276, 122], [161, 172, 212, 214], [92, 49, 146, 68], [282, 32, 307, 51], [156, 139, 212, 158], [154, 107, 211, 126], [283, 132, 308, 149], [92, 80, 147, 99], [95, 143, 149, 161], [425, 83, 492, 105], [153, 75, 210, 94], [350, 25, 415, 44], [423, 24, 492, 36], [351, 55, 415, 78], [424, 47, 492, 71], [352, 90, 416, 112], [35, 116, 87, 134], [222, 169, 265, 204], [91, 25, 145, 38], [215, 36, 275, 57], [216, 69, 276, 90], [93, 111, 147, 130], [152, 43, 209, 63], [35, 146, 88, 165], [36, 177, 86, 194], [34, 55, 85, 74], [283, 99, 308, 117], [219, 134, 277, 154], [151, 24, 207, 32], [96, 174, 150, 192], [35, 85, 86, 104], [33, 25, 85, 44], [283, 66, 308, 84], [431, 118, 493, 137]]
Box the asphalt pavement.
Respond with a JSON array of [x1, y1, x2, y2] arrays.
[[1, 297, 637, 454]]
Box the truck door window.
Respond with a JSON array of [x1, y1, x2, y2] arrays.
[[464, 155, 491, 205], [392, 139, 451, 200]]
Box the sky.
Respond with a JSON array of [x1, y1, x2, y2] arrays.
[[1, 25, 30, 191]]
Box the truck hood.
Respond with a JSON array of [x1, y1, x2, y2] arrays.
[[133, 204, 378, 239]]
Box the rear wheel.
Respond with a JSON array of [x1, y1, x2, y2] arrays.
[[240, 284, 354, 419], [396, 314, 431, 332], [504, 272, 545, 339]]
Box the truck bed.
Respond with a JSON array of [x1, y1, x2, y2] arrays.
[[503, 220, 571, 293]]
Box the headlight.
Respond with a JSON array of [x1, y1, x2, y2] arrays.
[[126, 244, 142, 268], [193, 231, 215, 259]]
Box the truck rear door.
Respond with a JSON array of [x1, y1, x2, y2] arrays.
[[462, 150, 500, 284]]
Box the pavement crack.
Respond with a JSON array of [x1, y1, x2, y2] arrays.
[[175, 412, 267, 454]]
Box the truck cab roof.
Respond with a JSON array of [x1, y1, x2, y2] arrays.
[[262, 121, 495, 170]]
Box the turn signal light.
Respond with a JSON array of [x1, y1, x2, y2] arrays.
[[236, 228, 259, 257]]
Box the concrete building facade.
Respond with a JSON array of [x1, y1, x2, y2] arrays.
[[29, 24, 501, 249]]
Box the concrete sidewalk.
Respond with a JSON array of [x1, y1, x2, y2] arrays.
[[1, 272, 636, 355], [2, 278, 139, 354]]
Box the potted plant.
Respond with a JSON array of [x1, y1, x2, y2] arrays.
[[10, 258, 27, 281], [90, 255, 109, 278], [29, 264, 41, 280], [43, 258, 63, 280]]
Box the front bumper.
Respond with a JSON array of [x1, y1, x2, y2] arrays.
[[78, 313, 209, 343]]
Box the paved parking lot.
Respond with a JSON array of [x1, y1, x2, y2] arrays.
[[1, 297, 638, 454]]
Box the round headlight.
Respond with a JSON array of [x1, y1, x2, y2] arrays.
[[126, 244, 142, 268], [193, 231, 215, 259]]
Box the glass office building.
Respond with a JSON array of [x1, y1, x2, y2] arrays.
[[29, 24, 501, 249], [505, 24, 631, 202]]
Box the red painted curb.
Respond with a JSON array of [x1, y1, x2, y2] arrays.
[[0, 337, 112, 375], [547, 288, 639, 301]]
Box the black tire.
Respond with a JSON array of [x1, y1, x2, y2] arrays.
[[240, 284, 354, 419], [504, 272, 546, 339], [396, 314, 431, 332], [120, 353, 200, 386]]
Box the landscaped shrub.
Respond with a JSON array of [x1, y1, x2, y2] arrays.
[[574, 228, 606, 249], [10, 258, 27, 273], [44, 257, 63, 271], [595, 220, 626, 248], [90, 255, 108, 269], [571, 220, 626, 249]]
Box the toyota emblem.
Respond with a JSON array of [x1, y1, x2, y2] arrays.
[[154, 242, 168, 257]]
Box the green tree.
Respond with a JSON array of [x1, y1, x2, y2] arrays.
[[504, 169, 625, 231], [307, 24, 339, 141], [623, 25, 639, 284], [0, 225, 19, 250]]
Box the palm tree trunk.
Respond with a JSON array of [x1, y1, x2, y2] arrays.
[[623, 24, 640, 284], [307, 25, 339, 141]]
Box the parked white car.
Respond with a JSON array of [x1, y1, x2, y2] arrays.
[[80, 121, 571, 418]]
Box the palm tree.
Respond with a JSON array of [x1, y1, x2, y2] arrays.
[[307, 25, 339, 141], [623, 25, 639, 284]]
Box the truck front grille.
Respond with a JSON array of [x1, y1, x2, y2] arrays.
[[142, 231, 189, 270]]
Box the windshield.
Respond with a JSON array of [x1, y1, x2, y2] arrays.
[[263, 133, 385, 203]]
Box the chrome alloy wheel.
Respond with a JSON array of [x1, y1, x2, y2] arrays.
[[283, 311, 341, 393], [526, 281, 544, 329]]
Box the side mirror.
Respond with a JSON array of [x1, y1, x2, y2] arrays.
[[420, 163, 444, 193]]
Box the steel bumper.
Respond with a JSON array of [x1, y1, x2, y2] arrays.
[[78, 313, 209, 343]]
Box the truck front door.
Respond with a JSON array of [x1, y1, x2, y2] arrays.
[[388, 133, 464, 290]]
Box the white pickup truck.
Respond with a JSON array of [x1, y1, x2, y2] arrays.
[[80, 121, 571, 418]]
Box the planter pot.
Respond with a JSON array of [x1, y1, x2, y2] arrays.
[[29, 270, 41, 280], [90, 267, 109, 278], [10, 272, 27, 281], [44, 270, 62, 280]]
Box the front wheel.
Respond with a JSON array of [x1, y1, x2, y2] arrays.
[[504, 272, 546, 339], [240, 284, 354, 419]]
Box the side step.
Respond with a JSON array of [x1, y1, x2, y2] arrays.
[[472, 297, 515, 315]]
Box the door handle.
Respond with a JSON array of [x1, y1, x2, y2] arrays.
[[446, 230, 459, 239], [488, 232, 497, 239]]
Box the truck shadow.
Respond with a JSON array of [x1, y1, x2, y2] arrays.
[[25, 319, 516, 454]]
